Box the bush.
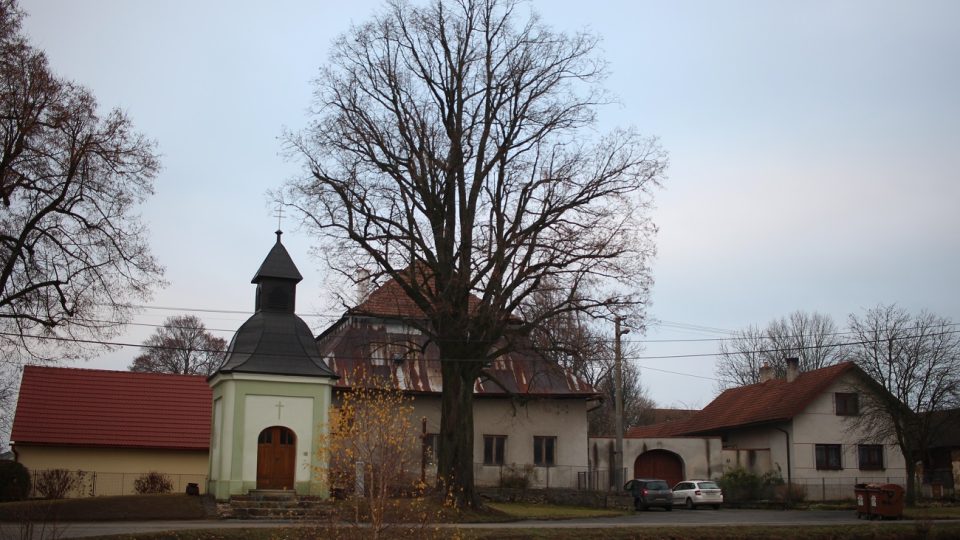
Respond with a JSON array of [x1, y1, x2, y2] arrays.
[[0, 461, 31, 501], [35, 468, 86, 499], [500, 463, 535, 489], [134, 471, 173, 494], [717, 467, 787, 502]]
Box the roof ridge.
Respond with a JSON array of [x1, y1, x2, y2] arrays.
[[23, 365, 207, 379]]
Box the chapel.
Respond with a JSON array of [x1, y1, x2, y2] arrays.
[[206, 230, 338, 499]]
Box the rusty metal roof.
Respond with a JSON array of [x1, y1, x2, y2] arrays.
[[317, 316, 598, 397], [319, 274, 597, 397]]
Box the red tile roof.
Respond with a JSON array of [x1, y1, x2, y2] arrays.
[[348, 270, 486, 320], [350, 278, 429, 318], [626, 362, 859, 438], [11, 366, 211, 450]]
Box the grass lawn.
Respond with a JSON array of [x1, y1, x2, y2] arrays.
[[485, 502, 625, 520], [0, 494, 209, 522], [904, 505, 960, 520], [81, 522, 960, 540]]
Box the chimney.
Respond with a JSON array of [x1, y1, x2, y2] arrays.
[[786, 357, 799, 383], [356, 267, 371, 305], [759, 362, 774, 383]]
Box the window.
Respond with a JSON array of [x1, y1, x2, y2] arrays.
[[835, 393, 859, 416], [815, 444, 842, 470], [533, 436, 556, 466], [279, 429, 296, 446], [483, 435, 505, 465], [258, 430, 272, 444], [858, 444, 884, 470], [423, 433, 439, 463]]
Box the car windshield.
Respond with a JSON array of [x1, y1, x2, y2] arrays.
[[647, 481, 669, 490], [698, 481, 720, 489]]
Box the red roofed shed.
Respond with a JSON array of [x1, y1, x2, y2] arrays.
[[11, 366, 211, 496]]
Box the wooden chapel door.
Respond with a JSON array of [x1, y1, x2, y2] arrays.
[[256, 426, 296, 489]]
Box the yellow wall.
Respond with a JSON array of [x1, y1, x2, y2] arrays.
[[16, 444, 209, 497]]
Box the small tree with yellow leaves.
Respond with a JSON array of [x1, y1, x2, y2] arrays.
[[324, 371, 423, 538]]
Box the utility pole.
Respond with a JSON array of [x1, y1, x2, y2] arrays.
[[614, 316, 629, 488]]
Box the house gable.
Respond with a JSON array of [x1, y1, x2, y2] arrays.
[[627, 362, 859, 438]]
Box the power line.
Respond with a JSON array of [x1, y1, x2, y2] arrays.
[[124, 304, 342, 319], [6, 327, 958, 365], [632, 364, 718, 382]]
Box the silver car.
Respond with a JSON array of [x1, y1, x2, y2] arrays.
[[672, 480, 723, 509]]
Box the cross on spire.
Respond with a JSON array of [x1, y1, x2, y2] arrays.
[[273, 207, 284, 231]]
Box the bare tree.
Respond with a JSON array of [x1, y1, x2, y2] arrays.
[[716, 325, 768, 388], [525, 288, 653, 436], [284, 0, 665, 506], [588, 359, 654, 437], [716, 311, 847, 388], [0, 0, 163, 365], [845, 304, 960, 506], [129, 315, 227, 376], [0, 363, 18, 449]]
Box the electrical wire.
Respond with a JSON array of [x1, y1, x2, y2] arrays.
[[5, 327, 958, 365], [85, 309, 960, 346]]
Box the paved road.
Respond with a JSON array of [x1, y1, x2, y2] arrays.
[[0, 509, 933, 539]]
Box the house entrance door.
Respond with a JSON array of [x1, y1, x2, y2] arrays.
[[256, 426, 296, 490], [634, 449, 684, 488]]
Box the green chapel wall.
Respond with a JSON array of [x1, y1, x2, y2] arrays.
[[208, 376, 333, 500]]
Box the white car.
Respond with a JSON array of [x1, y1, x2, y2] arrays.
[[672, 480, 723, 509]]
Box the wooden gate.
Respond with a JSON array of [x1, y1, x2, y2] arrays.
[[256, 426, 296, 490], [634, 449, 684, 488]]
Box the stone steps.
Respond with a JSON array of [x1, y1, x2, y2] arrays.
[[226, 490, 331, 520]]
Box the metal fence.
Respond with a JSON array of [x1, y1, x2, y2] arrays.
[[790, 476, 905, 502], [468, 464, 630, 491], [577, 468, 627, 491], [28, 469, 208, 498]]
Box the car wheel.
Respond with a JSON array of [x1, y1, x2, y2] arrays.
[[685, 498, 695, 510], [713, 504, 721, 510], [640, 503, 648, 511], [665, 505, 673, 511]]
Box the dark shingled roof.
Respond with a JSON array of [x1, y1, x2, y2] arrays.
[[12, 366, 210, 450], [215, 231, 336, 379], [627, 362, 859, 438], [218, 311, 338, 378], [251, 231, 303, 284]]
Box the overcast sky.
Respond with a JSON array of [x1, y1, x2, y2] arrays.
[[18, 0, 960, 408]]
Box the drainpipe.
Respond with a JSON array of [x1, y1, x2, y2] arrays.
[[774, 427, 792, 487]]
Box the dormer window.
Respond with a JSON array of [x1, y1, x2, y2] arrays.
[[835, 392, 859, 416]]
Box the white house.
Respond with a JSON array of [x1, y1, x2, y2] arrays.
[[591, 359, 907, 500], [316, 275, 601, 490]]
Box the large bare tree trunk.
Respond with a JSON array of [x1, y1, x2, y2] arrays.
[[437, 350, 483, 507], [904, 460, 917, 507]]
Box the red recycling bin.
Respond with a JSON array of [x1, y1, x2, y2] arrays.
[[854, 483, 904, 520]]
